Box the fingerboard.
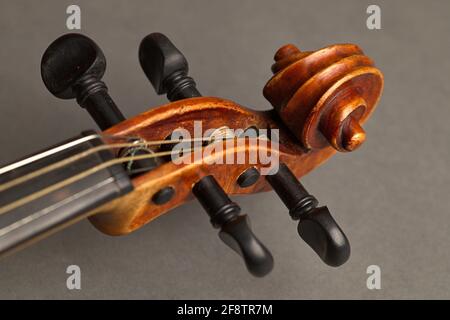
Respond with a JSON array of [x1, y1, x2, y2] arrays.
[[0, 131, 133, 256]]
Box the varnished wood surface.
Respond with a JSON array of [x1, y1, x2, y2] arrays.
[[264, 43, 383, 152], [89, 97, 335, 235], [89, 42, 383, 236]]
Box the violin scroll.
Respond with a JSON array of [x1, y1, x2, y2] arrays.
[[264, 43, 383, 152], [36, 32, 383, 276]]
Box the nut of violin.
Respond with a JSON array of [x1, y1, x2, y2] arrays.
[[263, 42, 383, 152]]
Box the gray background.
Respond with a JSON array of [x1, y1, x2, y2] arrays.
[[0, 0, 449, 299]]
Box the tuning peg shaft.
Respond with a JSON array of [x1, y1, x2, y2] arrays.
[[41, 33, 159, 175], [139, 33, 201, 101], [41, 33, 125, 130], [266, 163, 350, 267], [139, 34, 274, 275], [193, 175, 274, 277]]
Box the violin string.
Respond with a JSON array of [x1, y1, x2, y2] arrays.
[[0, 133, 102, 176], [0, 178, 115, 238], [0, 136, 212, 193], [0, 147, 200, 216], [0, 132, 210, 177], [0, 134, 269, 216]]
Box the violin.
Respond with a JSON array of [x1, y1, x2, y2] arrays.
[[0, 33, 383, 277]]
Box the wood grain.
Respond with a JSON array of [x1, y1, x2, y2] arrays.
[[89, 41, 383, 236], [89, 97, 335, 235], [264, 43, 383, 152]]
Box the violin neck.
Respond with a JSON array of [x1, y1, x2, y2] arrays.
[[0, 131, 132, 257]]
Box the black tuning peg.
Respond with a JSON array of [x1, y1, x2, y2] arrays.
[[266, 163, 350, 267], [139, 32, 201, 101], [139, 34, 274, 275], [41, 33, 159, 174], [193, 175, 274, 277], [41, 33, 125, 130]]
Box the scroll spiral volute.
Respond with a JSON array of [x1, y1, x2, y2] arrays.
[[263, 43, 384, 152]]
